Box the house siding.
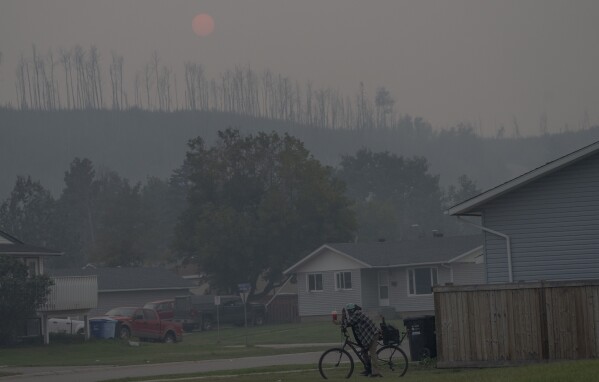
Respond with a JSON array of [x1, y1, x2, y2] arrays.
[[360, 269, 380, 312], [452, 262, 486, 285], [39, 276, 98, 313], [390, 266, 451, 316], [296, 263, 484, 318], [482, 153, 599, 283], [297, 269, 362, 316], [91, 289, 190, 317]]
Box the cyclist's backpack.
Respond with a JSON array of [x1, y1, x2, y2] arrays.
[[380, 320, 400, 345]]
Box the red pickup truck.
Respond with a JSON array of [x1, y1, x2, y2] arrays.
[[114, 307, 183, 343]]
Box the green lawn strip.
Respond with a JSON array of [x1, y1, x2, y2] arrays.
[[0, 322, 339, 367], [105, 359, 599, 382], [0, 340, 326, 367], [107, 364, 316, 382], [0, 371, 19, 378]]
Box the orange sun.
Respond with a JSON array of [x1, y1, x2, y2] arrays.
[[192, 13, 215, 37]]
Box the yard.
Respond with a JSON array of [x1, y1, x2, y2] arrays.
[[0, 321, 348, 367], [1, 320, 598, 381], [110, 360, 599, 382]]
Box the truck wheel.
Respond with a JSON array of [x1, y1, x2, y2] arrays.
[[164, 332, 176, 343], [119, 326, 131, 340], [76, 328, 85, 336]]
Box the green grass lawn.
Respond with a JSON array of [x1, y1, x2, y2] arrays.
[[0, 321, 346, 367], [3, 320, 598, 382], [110, 359, 599, 382]]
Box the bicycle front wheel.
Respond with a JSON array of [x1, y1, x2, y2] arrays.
[[318, 348, 354, 379], [377, 344, 409, 377]]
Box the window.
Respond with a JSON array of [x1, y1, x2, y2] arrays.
[[25, 258, 38, 277], [308, 273, 323, 292], [407, 267, 438, 295], [335, 271, 352, 290], [143, 309, 158, 321]]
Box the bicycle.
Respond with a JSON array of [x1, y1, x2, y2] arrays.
[[318, 314, 409, 379]]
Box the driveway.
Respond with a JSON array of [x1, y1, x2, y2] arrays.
[[2, 351, 324, 382]]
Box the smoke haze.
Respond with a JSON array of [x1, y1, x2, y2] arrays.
[[1, 0, 599, 135]]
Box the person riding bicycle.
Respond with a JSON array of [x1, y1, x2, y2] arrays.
[[336, 303, 382, 378]]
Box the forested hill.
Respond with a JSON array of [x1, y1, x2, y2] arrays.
[[2, 108, 599, 200]]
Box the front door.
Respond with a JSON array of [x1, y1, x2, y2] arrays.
[[378, 270, 389, 306]]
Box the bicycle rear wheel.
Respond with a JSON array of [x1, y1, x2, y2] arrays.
[[376, 344, 408, 377], [318, 348, 354, 379]]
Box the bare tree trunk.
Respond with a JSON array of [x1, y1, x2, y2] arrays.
[[109, 52, 118, 109], [134, 70, 141, 108], [74, 45, 85, 109], [305, 82, 313, 126], [144, 63, 152, 109], [15, 57, 27, 109], [151, 51, 161, 110], [173, 73, 179, 110], [25, 57, 34, 109], [32, 45, 42, 109], [184, 62, 197, 110], [119, 55, 124, 109], [261, 69, 271, 118], [60, 49, 71, 109], [47, 50, 58, 109]]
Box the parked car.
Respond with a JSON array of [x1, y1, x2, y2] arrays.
[[106, 307, 183, 343], [47, 317, 85, 335], [104, 307, 138, 321], [143, 299, 175, 320]]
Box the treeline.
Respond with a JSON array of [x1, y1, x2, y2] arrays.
[[10, 44, 422, 132], [0, 130, 479, 284], [3, 107, 598, 205]]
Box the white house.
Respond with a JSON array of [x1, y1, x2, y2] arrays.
[[284, 234, 484, 320], [0, 230, 97, 344]]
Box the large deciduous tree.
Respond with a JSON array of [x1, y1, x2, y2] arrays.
[[53, 158, 144, 268], [52, 158, 96, 268], [174, 129, 355, 298], [0, 176, 57, 248], [0, 256, 53, 345], [88, 170, 143, 267], [138, 176, 186, 265], [336, 149, 444, 242]]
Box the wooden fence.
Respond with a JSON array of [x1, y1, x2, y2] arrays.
[[434, 280, 599, 368], [265, 294, 299, 324]]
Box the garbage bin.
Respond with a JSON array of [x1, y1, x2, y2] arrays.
[[403, 315, 437, 361], [89, 318, 118, 339]]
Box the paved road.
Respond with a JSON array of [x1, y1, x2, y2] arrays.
[[1, 351, 324, 382]]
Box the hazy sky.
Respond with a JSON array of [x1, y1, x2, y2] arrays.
[[1, 0, 598, 136]]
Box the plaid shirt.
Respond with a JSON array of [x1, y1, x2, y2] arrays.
[[343, 310, 380, 348]]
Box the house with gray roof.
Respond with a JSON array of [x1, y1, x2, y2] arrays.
[[0, 230, 62, 275], [447, 139, 599, 284], [284, 234, 484, 319], [48, 267, 193, 316], [1, 230, 97, 343]]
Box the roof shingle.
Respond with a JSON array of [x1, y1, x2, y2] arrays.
[[47, 267, 193, 291]]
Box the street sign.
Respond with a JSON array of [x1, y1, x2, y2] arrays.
[[214, 295, 221, 305], [238, 283, 251, 293], [240, 291, 249, 303]]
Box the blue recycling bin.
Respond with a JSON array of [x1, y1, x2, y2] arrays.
[[89, 318, 118, 339]]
